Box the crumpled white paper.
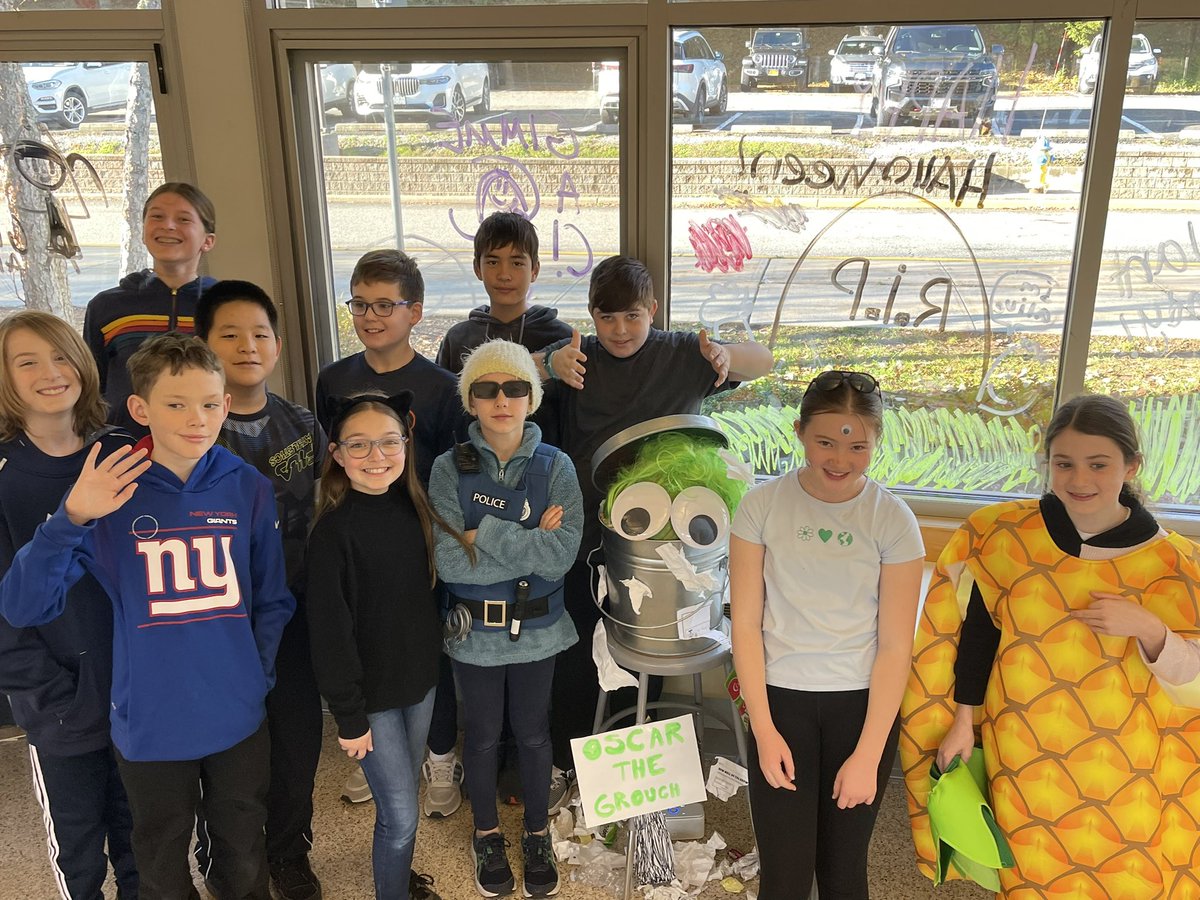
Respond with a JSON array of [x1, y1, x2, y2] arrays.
[[641, 885, 689, 899], [706, 757, 749, 801], [595, 564, 609, 607], [670, 831, 728, 892], [676, 601, 712, 641], [719, 449, 756, 486], [656, 544, 720, 593], [593, 621, 638, 691], [621, 576, 652, 615], [731, 848, 760, 881]]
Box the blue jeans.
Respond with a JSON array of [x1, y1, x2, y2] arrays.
[[358, 688, 436, 900]]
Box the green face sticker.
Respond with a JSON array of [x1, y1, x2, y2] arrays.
[[582, 738, 602, 762]]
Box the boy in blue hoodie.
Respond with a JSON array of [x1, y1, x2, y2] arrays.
[[83, 183, 217, 437], [0, 333, 295, 900]]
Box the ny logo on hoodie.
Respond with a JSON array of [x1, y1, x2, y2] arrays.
[[136, 535, 242, 617]]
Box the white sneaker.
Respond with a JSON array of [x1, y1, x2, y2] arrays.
[[422, 755, 464, 818], [546, 766, 575, 816], [341, 766, 372, 803]]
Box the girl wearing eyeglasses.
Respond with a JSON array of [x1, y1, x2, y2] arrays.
[[428, 340, 582, 899], [729, 370, 925, 899], [305, 391, 467, 900]]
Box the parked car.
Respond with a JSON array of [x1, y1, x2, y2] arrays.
[[350, 62, 490, 124], [23, 61, 134, 129], [1077, 33, 1160, 94], [870, 25, 1001, 128], [740, 28, 809, 92], [319, 63, 358, 118], [597, 29, 727, 124], [828, 35, 883, 92]]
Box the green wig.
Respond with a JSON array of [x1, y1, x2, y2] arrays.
[[602, 433, 749, 541]]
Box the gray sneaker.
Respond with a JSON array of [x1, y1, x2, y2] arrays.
[[341, 766, 372, 804], [422, 755, 464, 818], [546, 767, 575, 816]]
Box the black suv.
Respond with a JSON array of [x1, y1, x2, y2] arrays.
[[740, 29, 809, 91], [870, 24, 1001, 128]]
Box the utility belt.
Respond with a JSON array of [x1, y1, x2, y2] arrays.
[[444, 580, 564, 643]]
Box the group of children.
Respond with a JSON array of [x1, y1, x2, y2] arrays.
[[2, 177, 1198, 900]]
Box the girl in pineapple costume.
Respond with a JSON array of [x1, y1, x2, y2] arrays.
[[901, 395, 1200, 898]]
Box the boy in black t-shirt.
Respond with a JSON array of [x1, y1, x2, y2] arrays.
[[315, 250, 462, 487], [537, 255, 774, 811], [195, 280, 326, 900]]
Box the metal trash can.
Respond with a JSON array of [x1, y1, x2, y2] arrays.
[[591, 415, 731, 658]]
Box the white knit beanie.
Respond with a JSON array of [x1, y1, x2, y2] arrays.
[[458, 339, 543, 414]]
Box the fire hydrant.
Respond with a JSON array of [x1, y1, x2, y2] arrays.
[[1029, 135, 1054, 193]]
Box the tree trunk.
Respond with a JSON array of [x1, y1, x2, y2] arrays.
[[119, 60, 152, 275], [0, 60, 72, 317]]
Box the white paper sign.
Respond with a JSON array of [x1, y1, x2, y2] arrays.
[[570, 715, 706, 828], [705, 756, 749, 801]]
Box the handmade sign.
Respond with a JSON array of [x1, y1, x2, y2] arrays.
[[571, 715, 706, 828]]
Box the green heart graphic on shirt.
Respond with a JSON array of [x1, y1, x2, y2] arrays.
[[818, 528, 833, 543]]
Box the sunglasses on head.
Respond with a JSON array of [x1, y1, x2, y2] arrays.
[[468, 380, 532, 400], [805, 370, 880, 396]]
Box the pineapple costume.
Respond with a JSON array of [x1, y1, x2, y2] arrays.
[[901, 498, 1200, 898]]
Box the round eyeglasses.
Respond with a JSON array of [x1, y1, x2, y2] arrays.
[[337, 436, 407, 458]]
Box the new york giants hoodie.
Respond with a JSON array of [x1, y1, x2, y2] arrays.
[[0, 442, 295, 762]]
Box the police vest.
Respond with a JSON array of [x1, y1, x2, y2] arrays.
[[446, 442, 565, 633]]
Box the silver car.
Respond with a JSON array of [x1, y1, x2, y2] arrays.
[[1078, 33, 1160, 95], [828, 35, 883, 92], [350, 62, 490, 124], [598, 29, 727, 124], [23, 61, 135, 129]]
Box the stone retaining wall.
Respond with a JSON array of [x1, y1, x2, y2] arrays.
[[68, 147, 1200, 203]]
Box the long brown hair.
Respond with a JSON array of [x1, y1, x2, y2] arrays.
[[0, 311, 107, 442], [313, 399, 473, 583], [1044, 394, 1144, 502]]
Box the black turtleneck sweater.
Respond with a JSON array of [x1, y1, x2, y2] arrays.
[[305, 484, 441, 739], [952, 492, 1160, 705]]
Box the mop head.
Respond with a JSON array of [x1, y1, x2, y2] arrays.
[[632, 811, 677, 886], [602, 433, 748, 541]]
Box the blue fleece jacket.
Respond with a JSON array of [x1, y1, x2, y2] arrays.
[[429, 422, 582, 666], [0, 443, 294, 762]]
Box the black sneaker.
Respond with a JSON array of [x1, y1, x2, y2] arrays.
[[409, 870, 442, 900], [520, 831, 559, 898], [471, 832, 515, 897], [269, 855, 323, 900]]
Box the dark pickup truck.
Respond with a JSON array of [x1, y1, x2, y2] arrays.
[[870, 24, 1001, 129]]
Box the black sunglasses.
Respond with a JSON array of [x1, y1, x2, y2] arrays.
[[468, 380, 532, 400], [805, 370, 880, 395]]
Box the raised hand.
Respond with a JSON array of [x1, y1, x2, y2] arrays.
[[554, 329, 588, 390], [64, 444, 151, 526], [699, 328, 729, 387], [539, 504, 564, 531]]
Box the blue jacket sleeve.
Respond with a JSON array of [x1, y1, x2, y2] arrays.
[[472, 453, 582, 581], [248, 475, 296, 689], [0, 508, 92, 628], [429, 452, 476, 584]]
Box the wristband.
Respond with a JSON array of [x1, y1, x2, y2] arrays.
[[545, 348, 559, 381]]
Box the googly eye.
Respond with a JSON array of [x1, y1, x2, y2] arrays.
[[670, 486, 729, 549], [609, 482, 672, 541]]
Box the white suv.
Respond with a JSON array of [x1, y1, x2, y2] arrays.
[[23, 61, 135, 129], [1078, 33, 1160, 94], [598, 29, 727, 124], [351, 62, 490, 124]]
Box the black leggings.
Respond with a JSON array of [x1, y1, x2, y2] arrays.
[[748, 686, 898, 900]]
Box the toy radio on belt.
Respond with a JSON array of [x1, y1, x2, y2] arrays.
[[590, 415, 751, 658]]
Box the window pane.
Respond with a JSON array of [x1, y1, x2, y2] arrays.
[[1084, 19, 1200, 510], [270, 0, 624, 8], [0, 1, 161, 9], [301, 57, 620, 362], [671, 22, 1103, 495], [0, 59, 162, 328]]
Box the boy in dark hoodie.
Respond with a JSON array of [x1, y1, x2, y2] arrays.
[[83, 182, 217, 437], [0, 333, 294, 900], [435, 212, 573, 374]]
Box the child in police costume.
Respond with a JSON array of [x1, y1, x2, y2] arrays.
[[428, 340, 582, 898]]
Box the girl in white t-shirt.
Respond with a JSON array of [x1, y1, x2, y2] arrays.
[[730, 370, 925, 899]]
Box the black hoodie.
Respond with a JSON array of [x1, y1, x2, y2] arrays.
[[434, 303, 573, 374], [83, 269, 216, 436]]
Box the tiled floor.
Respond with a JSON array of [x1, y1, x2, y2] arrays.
[[0, 718, 987, 900]]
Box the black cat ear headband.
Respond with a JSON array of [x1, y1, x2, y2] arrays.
[[326, 391, 416, 439]]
